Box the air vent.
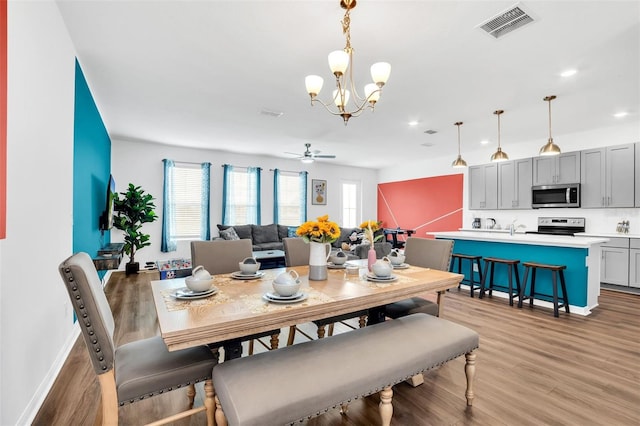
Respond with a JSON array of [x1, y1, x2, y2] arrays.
[[260, 109, 284, 118], [423, 129, 437, 135], [478, 3, 535, 39]]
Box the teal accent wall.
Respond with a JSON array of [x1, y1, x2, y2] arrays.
[[73, 59, 111, 260]]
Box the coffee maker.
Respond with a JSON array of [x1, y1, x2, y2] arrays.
[[472, 218, 482, 229]]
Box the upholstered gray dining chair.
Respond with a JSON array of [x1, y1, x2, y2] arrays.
[[58, 252, 217, 426], [283, 237, 367, 345], [190, 239, 280, 355], [384, 237, 454, 319]]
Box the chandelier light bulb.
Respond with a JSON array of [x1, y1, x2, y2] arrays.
[[305, 75, 324, 97], [364, 83, 380, 104], [370, 62, 391, 86], [328, 50, 349, 76], [333, 89, 350, 108]]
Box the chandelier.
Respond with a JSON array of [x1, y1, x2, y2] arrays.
[[539, 95, 561, 156], [305, 0, 391, 125]]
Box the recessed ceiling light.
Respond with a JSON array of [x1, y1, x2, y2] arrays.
[[408, 120, 419, 126], [480, 140, 490, 145], [613, 111, 629, 118], [560, 69, 577, 77]]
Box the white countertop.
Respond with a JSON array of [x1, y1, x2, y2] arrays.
[[575, 232, 640, 239], [429, 231, 609, 248]]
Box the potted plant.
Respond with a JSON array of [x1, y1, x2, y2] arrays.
[[113, 183, 158, 275]]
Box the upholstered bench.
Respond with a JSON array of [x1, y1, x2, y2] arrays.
[[211, 313, 479, 426]]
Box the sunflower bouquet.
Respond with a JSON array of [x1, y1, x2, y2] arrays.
[[360, 220, 384, 245], [296, 215, 341, 244]]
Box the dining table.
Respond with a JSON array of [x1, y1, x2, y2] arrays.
[[150, 260, 463, 354]]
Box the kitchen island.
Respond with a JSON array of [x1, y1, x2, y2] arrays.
[[429, 231, 609, 315]]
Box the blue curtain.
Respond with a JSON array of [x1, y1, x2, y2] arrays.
[[299, 171, 308, 222], [200, 162, 211, 240], [273, 168, 281, 223], [161, 159, 177, 252], [249, 167, 261, 225], [222, 164, 233, 225]]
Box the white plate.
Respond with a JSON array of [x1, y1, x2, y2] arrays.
[[262, 293, 308, 304], [366, 274, 398, 283], [392, 263, 410, 269], [327, 262, 346, 269], [171, 286, 218, 300], [264, 291, 304, 301], [231, 271, 265, 280]]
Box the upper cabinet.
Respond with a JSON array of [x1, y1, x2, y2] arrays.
[[498, 158, 532, 209], [635, 142, 640, 208], [581, 143, 635, 208], [532, 151, 581, 185], [469, 163, 498, 210]]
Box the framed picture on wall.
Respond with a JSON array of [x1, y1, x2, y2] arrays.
[[311, 179, 327, 205]]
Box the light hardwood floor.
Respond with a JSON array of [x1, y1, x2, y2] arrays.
[[34, 270, 640, 425]]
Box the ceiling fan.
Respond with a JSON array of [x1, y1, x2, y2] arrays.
[[285, 143, 336, 164]]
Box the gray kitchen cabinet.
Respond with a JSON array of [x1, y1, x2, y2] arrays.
[[469, 163, 497, 210], [635, 142, 640, 207], [498, 158, 532, 209], [600, 237, 630, 286], [630, 239, 640, 288], [581, 143, 635, 208], [532, 151, 580, 185]]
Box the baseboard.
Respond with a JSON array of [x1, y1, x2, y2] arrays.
[[16, 323, 80, 425]]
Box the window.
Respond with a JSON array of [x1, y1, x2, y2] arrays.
[[274, 169, 307, 226], [341, 181, 360, 228], [161, 160, 211, 252], [222, 165, 261, 225]]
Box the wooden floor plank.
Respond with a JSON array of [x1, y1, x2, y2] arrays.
[[34, 272, 640, 425]]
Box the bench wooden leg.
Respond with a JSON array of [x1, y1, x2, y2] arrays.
[[204, 379, 215, 426], [379, 386, 393, 426], [286, 325, 296, 346], [406, 373, 424, 387], [317, 324, 327, 339], [464, 350, 477, 406], [214, 395, 227, 426]]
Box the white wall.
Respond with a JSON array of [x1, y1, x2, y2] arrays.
[[0, 1, 77, 424], [379, 122, 640, 235], [111, 139, 379, 266]]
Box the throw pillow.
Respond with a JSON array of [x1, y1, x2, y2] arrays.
[[252, 224, 279, 244], [287, 226, 298, 238], [220, 227, 240, 241]]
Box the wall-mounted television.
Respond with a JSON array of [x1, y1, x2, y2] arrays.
[[99, 174, 116, 231]]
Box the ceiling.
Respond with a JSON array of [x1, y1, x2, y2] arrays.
[[56, 0, 639, 169]]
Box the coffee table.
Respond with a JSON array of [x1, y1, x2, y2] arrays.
[[252, 249, 286, 269]]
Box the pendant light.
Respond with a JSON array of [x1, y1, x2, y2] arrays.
[[451, 121, 467, 168], [490, 110, 509, 162], [539, 95, 561, 156]]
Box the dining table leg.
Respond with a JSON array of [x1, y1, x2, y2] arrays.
[[367, 306, 386, 325], [223, 340, 243, 361]]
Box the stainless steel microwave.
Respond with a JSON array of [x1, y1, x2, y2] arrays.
[[531, 184, 580, 208]]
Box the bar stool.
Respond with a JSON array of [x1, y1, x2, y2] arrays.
[[479, 257, 521, 306], [450, 254, 483, 297], [518, 262, 569, 318]]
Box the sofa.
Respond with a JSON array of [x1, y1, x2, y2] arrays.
[[216, 224, 391, 259], [216, 224, 295, 251]]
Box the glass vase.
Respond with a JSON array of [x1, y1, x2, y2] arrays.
[[368, 246, 376, 272]]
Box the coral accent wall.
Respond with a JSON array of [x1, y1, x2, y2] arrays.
[[1, 0, 7, 239], [378, 174, 463, 241]]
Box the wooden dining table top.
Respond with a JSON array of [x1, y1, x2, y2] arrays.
[[151, 261, 463, 352]]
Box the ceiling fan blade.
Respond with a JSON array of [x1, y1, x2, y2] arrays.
[[284, 152, 302, 157], [313, 154, 336, 159]]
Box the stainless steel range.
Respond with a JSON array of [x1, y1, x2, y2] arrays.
[[525, 217, 585, 236]]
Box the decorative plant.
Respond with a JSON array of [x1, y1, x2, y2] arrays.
[[359, 220, 384, 245], [113, 183, 158, 272], [296, 215, 341, 244]]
